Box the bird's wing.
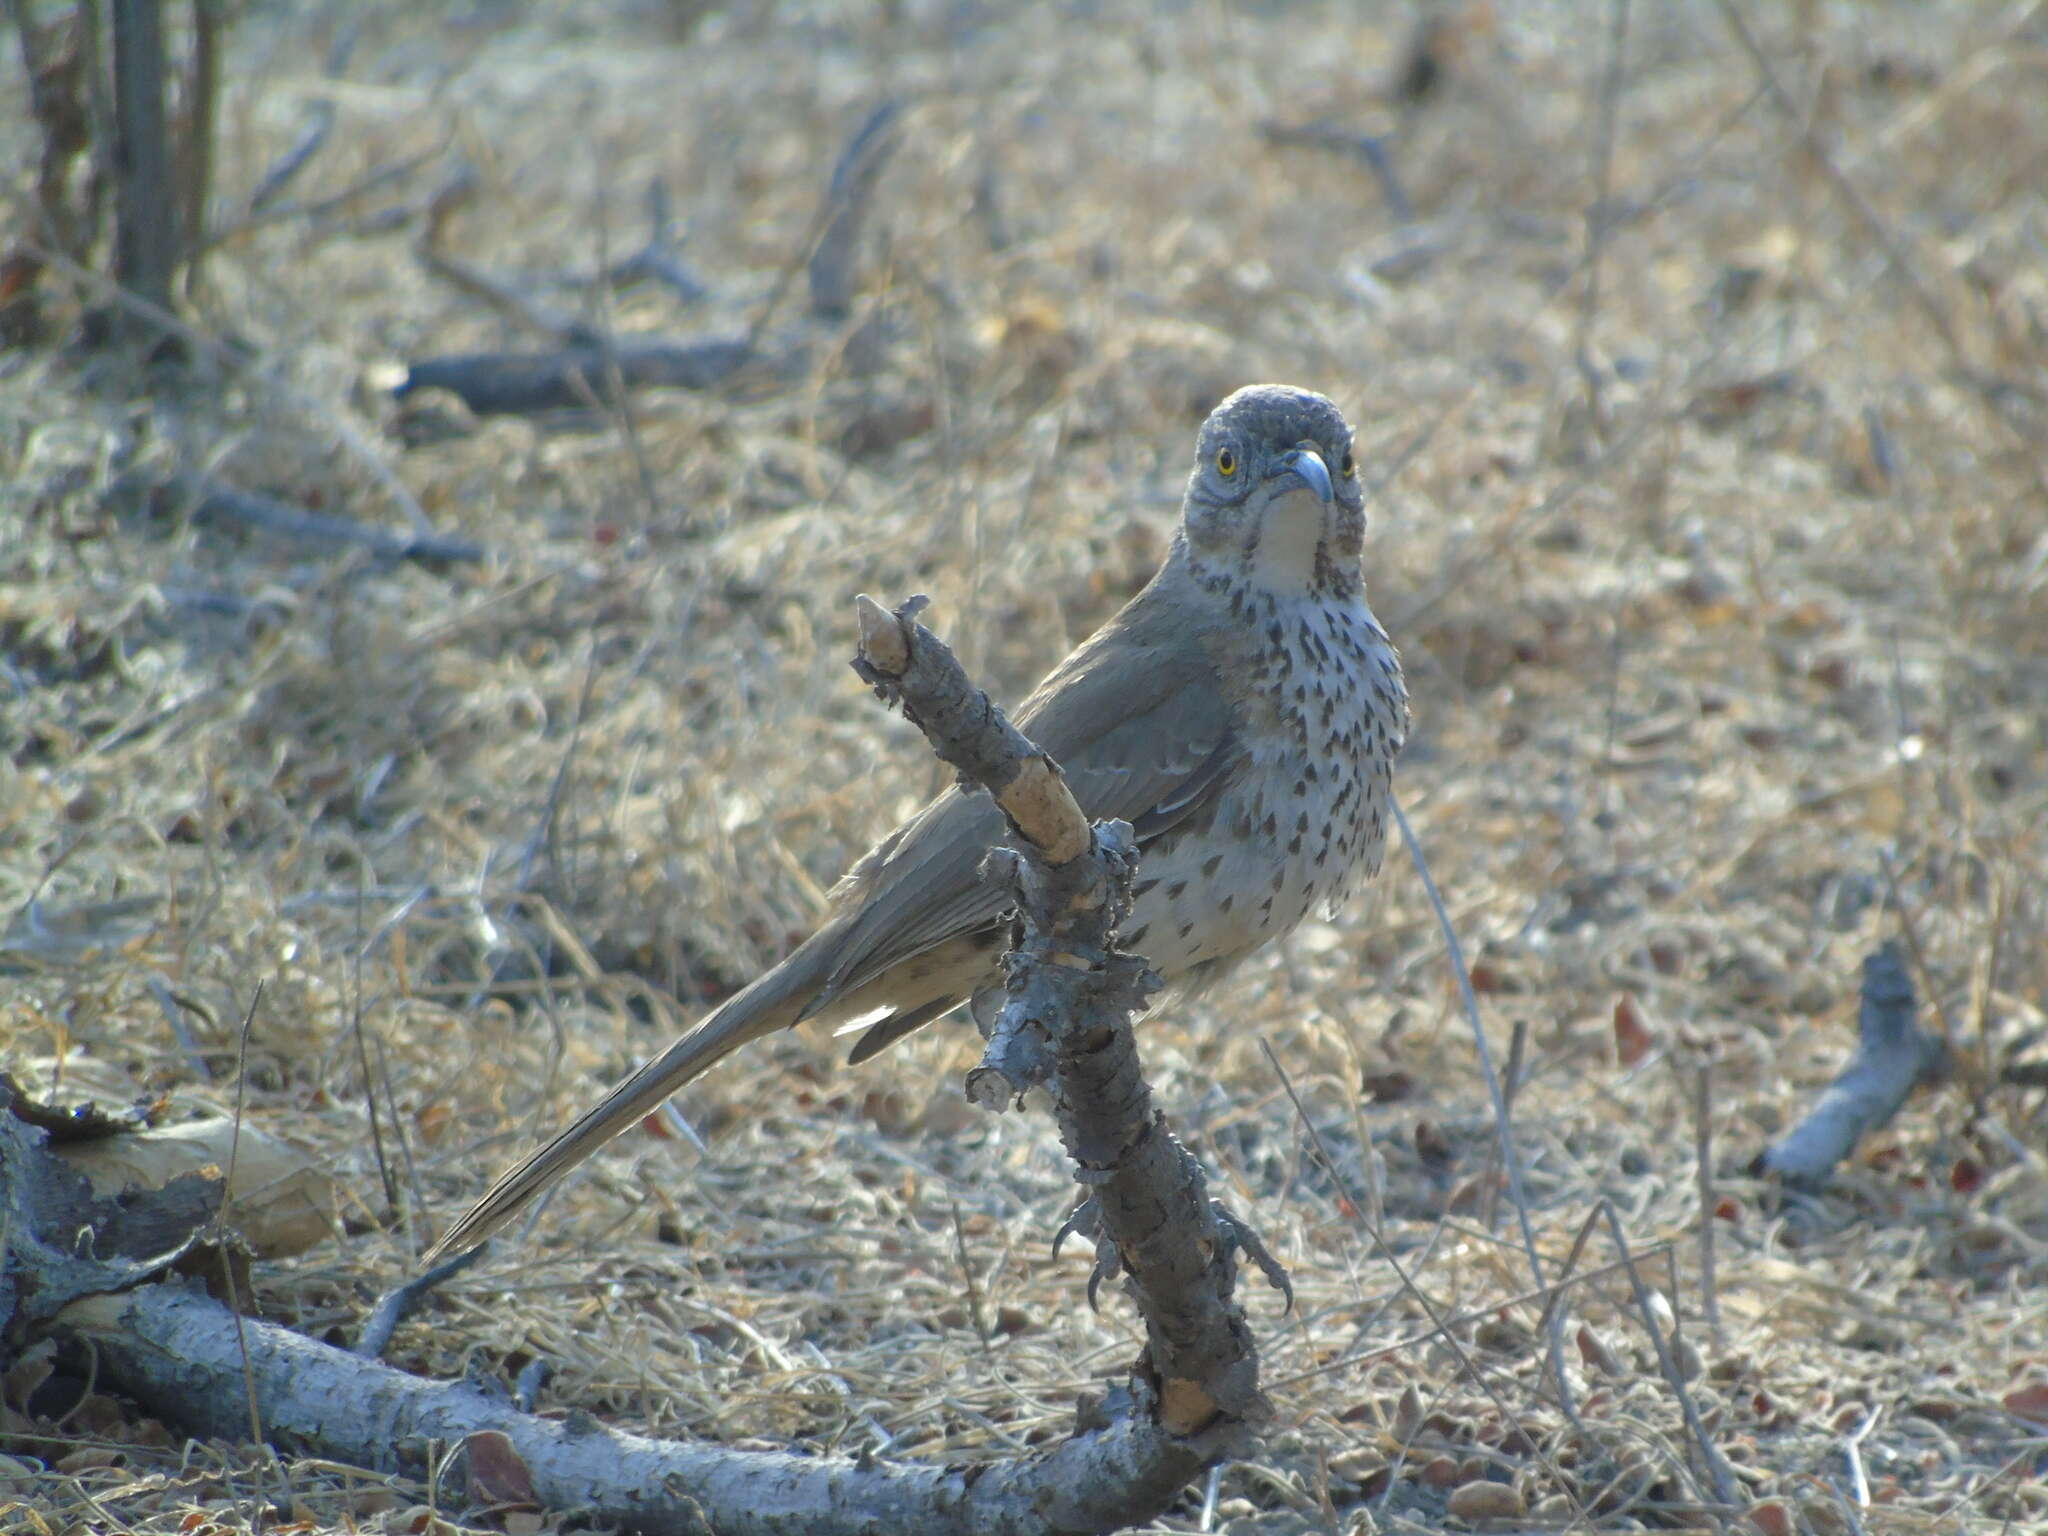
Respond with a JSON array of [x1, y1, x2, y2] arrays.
[[805, 598, 1240, 1014]]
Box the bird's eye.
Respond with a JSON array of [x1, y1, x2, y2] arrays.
[[1340, 451, 1357, 480], [1216, 448, 1237, 477]]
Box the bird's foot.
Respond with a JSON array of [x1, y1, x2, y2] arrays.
[[1213, 1200, 1294, 1314], [1053, 1196, 1123, 1310]]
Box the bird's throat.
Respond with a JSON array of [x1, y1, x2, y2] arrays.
[[1245, 487, 1330, 593]]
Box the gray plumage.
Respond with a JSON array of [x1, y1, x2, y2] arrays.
[[426, 384, 1408, 1261]]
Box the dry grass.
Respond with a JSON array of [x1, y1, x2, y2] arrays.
[[4, 1, 2047, 1531]]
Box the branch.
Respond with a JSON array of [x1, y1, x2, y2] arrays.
[[108, 0, 178, 325], [852, 594, 1276, 1439], [808, 101, 902, 320], [64, 1283, 1221, 1536], [1753, 942, 1949, 1190], [163, 475, 487, 565], [394, 337, 751, 417]]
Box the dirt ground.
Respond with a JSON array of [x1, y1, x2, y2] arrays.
[[4, 1, 2047, 1532]]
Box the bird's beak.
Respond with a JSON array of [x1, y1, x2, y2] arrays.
[[1273, 445, 1334, 505]]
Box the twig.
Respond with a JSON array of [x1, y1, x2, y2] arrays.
[[418, 243, 594, 346], [809, 100, 903, 320], [1691, 1058, 1722, 1342], [587, 170, 663, 526], [206, 142, 439, 250], [394, 338, 750, 417], [1572, 0, 1631, 442], [601, 178, 708, 305], [169, 475, 486, 565], [349, 891, 398, 1221], [1840, 1402, 1880, 1508], [354, 1246, 489, 1361], [216, 980, 269, 1524], [1596, 1200, 1738, 1508], [246, 102, 335, 214], [70, 1280, 1259, 1535], [178, 0, 223, 291], [1876, 849, 1963, 1051], [1256, 119, 1413, 222], [1392, 795, 1577, 1422]]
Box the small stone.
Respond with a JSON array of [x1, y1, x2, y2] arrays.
[[1447, 1480, 1525, 1520]]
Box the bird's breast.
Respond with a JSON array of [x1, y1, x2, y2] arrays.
[[1124, 590, 1406, 986]]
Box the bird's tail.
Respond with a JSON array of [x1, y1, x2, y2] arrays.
[[423, 951, 821, 1263]]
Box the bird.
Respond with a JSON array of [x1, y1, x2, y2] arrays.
[[426, 383, 1409, 1262]]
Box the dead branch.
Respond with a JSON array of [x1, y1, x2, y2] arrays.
[[1257, 119, 1413, 222], [245, 101, 335, 214], [853, 594, 1278, 1443], [394, 338, 751, 417], [0, 1075, 221, 1336], [808, 101, 903, 320], [109, 0, 177, 325], [600, 178, 709, 305], [1754, 942, 1949, 1191], [62, 1282, 1214, 1536], [163, 475, 487, 565], [177, 0, 224, 288]]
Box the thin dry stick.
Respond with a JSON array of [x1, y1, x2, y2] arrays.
[[1261, 1045, 1590, 1518], [372, 1034, 428, 1233], [1478, 1018, 1529, 1232], [1392, 795, 1577, 1422], [1692, 1059, 1722, 1342], [586, 167, 663, 527], [1572, 0, 1631, 436], [350, 885, 398, 1218], [216, 982, 271, 1521], [1596, 1200, 1738, 1508], [1877, 847, 1961, 1048], [1266, 1246, 1672, 1391]]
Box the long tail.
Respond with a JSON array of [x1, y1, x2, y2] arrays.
[[423, 955, 819, 1263]]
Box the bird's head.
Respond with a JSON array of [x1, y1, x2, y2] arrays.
[[1178, 384, 1365, 596]]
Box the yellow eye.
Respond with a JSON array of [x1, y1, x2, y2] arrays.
[[1340, 451, 1357, 480], [1216, 448, 1237, 477]]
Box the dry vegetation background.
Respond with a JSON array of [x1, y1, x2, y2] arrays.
[[5, 0, 2048, 1532]]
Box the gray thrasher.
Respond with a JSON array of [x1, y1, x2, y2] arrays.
[[427, 383, 1408, 1261]]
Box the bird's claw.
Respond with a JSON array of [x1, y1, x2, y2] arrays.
[[1054, 1197, 1123, 1310], [1215, 1201, 1294, 1314]]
